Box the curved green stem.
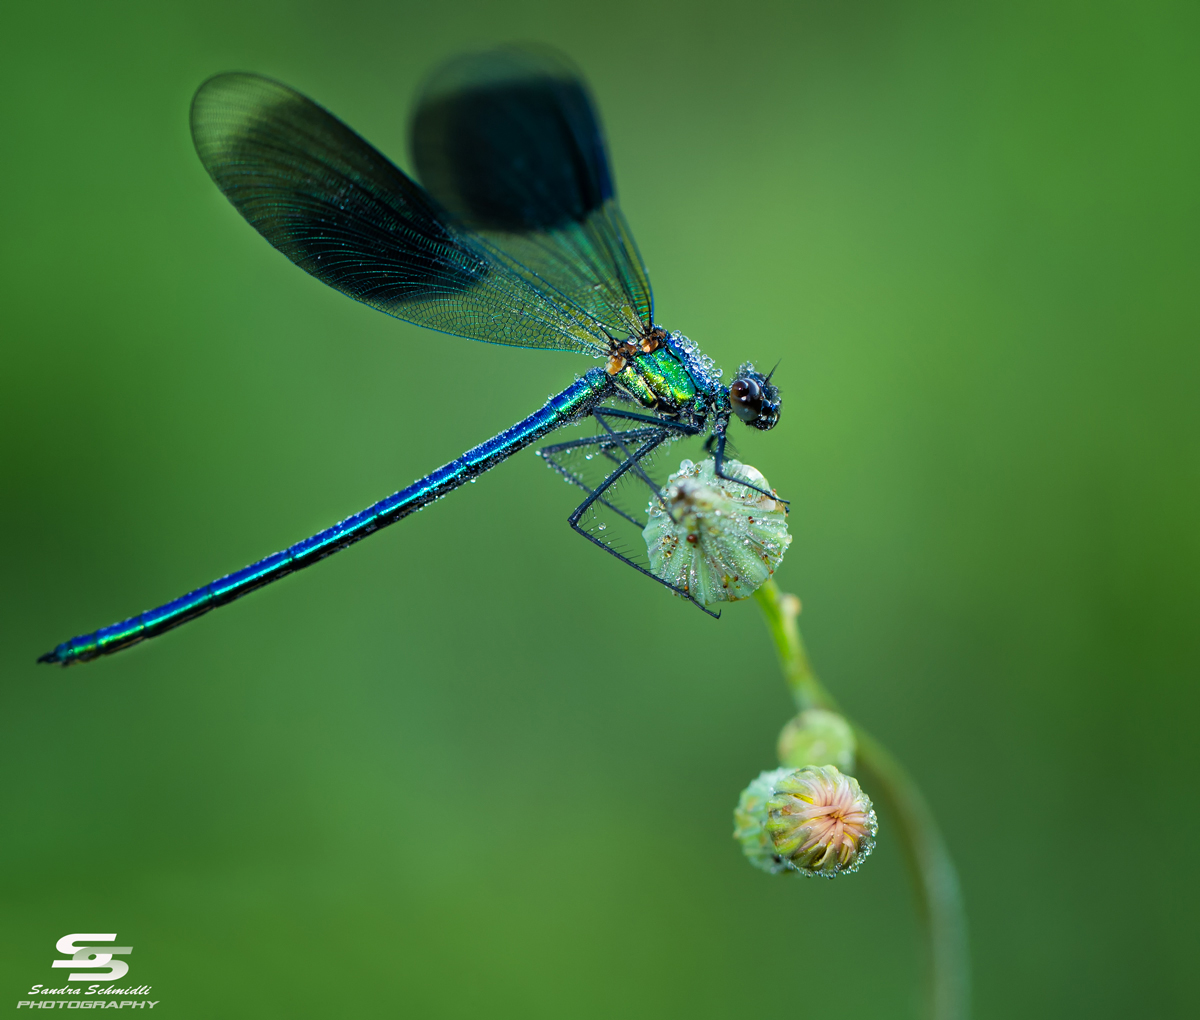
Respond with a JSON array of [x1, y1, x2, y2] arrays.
[[754, 581, 970, 1020]]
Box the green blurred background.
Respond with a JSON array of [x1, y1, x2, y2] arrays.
[[3, 0, 1197, 1016]]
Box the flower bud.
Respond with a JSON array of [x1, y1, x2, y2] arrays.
[[766, 765, 877, 877], [777, 709, 856, 773], [643, 458, 791, 605], [733, 768, 795, 874]]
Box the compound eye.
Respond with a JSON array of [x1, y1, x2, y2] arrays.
[[730, 377, 764, 423]]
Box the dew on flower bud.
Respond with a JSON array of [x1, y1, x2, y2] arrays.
[[735, 765, 876, 878], [642, 458, 791, 604], [767, 764, 877, 877]]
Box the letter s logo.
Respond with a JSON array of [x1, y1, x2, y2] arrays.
[[51, 934, 133, 981]]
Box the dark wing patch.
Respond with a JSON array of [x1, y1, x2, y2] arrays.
[[410, 46, 653, 335], [412, 56, 611, 231]]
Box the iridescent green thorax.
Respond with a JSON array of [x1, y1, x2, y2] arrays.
[[614, 346, 698, 412]]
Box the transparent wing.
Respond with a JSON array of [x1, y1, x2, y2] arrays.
[[191, 72, 611, 355], [410, 45, 653, 338], [540, 414, 691, 573]]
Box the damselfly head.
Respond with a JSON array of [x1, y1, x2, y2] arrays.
[[729, 363, 781, 431]]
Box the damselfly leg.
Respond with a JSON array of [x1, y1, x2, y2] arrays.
[[539, 412, 719, 616], [540, 428, 661, 526], [705, 432, 789, 504]]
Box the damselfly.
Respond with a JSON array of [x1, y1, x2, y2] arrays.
[[40, 45, 783, 666]]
